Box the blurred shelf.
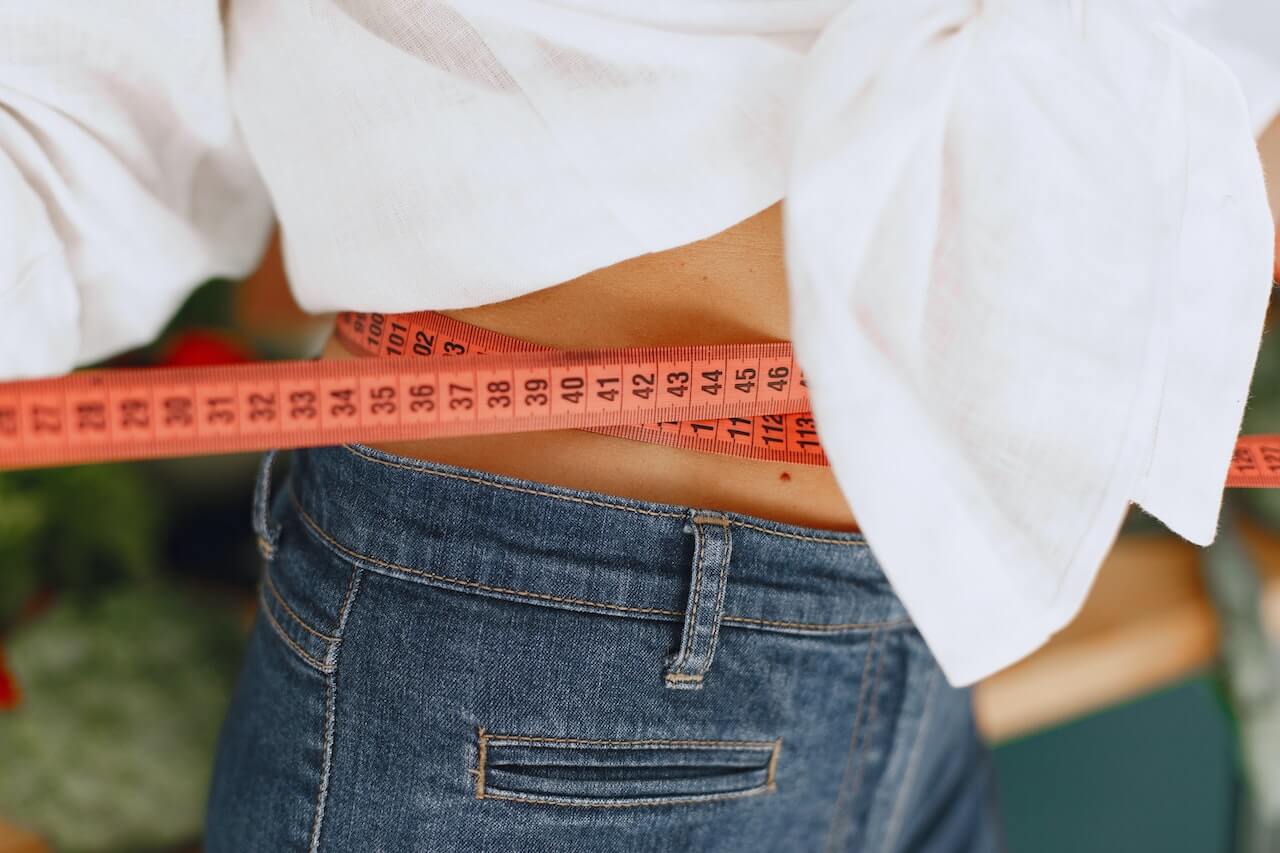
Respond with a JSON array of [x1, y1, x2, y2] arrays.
[[974, 516, 1280, 744]]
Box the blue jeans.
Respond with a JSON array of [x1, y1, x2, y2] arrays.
[[205, 444, 1005, 852]]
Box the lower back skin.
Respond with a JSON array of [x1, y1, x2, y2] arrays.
[[319, 200, 862, 533], [316, 115, 1280, 535]]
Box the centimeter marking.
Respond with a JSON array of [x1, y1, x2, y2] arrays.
[[335, 310, 828, 466], [1, 306, 1277, 487], [0, 336, 812, 470], [1228, 436, 1280, 488], [334, 311, 1280, 487]]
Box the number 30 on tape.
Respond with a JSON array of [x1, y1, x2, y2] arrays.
[[0, 341, 814, 470], [2, 305, 1279, 488]]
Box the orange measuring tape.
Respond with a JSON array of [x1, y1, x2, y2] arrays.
[[332, 310, 827, 466], [0, 311, 817, 471], [0, 308, 1278, 487]]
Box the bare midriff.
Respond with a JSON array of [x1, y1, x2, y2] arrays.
[[318, 200, 860, 532]]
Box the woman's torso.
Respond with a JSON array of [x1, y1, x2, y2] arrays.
[[319, 201, 860, 533]]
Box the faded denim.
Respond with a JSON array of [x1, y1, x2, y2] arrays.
[[205, 443, 1005, 852]]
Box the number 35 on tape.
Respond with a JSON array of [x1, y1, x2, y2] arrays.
[[0, 342, 815, 470], [2, 304, 1280, 489]]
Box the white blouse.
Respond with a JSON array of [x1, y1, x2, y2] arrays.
[[3, 0, 1279, 686]]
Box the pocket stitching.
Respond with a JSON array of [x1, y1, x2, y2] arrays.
[[474, 727, 782, 808], [257, 581, 333, 673], [480, 787, 773, 809], [263, 569, 339, 643], [483, 734, 779, 749]]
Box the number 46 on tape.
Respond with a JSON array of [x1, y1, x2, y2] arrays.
[[0, 307, 1278, 489]]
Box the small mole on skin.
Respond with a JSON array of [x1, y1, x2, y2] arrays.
[[779, 471, 791, 482]]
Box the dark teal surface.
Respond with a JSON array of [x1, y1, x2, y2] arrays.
[[992, 677, 1238, 853]]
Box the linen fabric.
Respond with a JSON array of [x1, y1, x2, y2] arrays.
[[3, 1, 1279, 684]]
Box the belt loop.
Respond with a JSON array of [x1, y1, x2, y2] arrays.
[[663, 508, 734, 690], [252, 449, 282, 560]]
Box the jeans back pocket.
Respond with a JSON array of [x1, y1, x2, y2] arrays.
[[475, 730, 782, 808]]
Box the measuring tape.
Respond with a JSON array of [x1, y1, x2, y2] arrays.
[[331, 310, 827, 466], [1, 308, 1277, 487], [0, 311, 818, 471]]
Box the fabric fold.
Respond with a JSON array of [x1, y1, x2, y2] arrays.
[[4, 0, 1279, 688], [0, 3, 273, 378], [783, 0, 1275, 685]]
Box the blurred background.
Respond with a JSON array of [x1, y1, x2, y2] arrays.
[[2, 124, 1280, 852]]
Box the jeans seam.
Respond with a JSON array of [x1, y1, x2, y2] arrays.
[[291, 489, 905, 635], [263, 569, 339, 643], [881, 668, 939, 853], [253, 450, 283, 558], [721, 614, 911, 632], [662, 673, 704, 684], [767, 739, 783, 790], [475, 727, 490, 799], [308, 559, 364, 853], [824, 629, 882, 853], [478, 787, 773, 809], [256, 583, 332, 673], [291, 491, 685, 619], [481, 734, 781, 749], [842, 633, 889, 832], [725, 518, 864, 546], [665, 515, 707, 678], [701, 520, 734, 674], [342, 444, 867, 547]]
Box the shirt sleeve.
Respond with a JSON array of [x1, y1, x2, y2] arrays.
[[1180, 1, 1280, 136], [0, 3, 273, 380], [782, 0, 1275, 685]]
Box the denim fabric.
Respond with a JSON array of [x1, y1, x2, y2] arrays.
[[205, 443, 1005, 852]]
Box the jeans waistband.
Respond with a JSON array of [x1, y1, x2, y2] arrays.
[[272, 443, 911, 638]]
